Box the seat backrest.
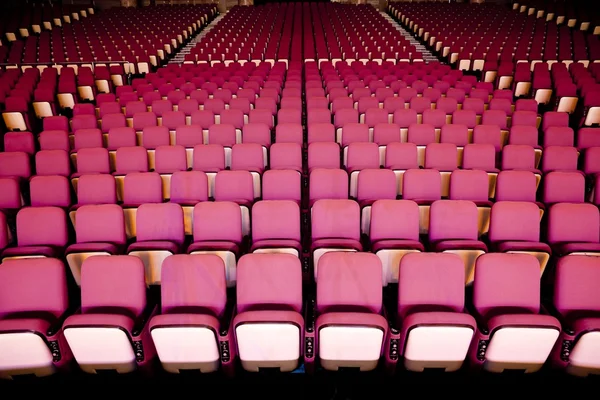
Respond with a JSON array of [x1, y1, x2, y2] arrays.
[[309, 168, 348, 203], [425, 143, 458, 171], [35, 149, 70, 177], [402, 169, 441, 201], [311, 199, 360, 241], [308, 142, 340, 171], [16, 206, 68, 247], [346, 142, 380, 171], [30, 175, 71, 207], [462, 143, 496, 171], [544, 170, 585, 204], [502, 144, 536, 170], [548, 203, 600, 245], [489, 201, 541, 243], [356, 169, 396, 203], [161, 254, 227, 317], [231, 143, 265, 173], [77, 174, 117, 205], [385, 142, 418, 170], [123, 172, 162, 204], [136, 203, 184, 244], [398, 253, 465, 318], [107, 127, 137, 150], [155, 145, 187, 174], [407, 123, 435, 145], [0, 258, 67, 320], [115, 147, 149, 174], [429, 200, 478, 242], [554, 255, 600, 322], [541, 146, 578, 173], [252, 200, 300, 243], [170, 171, 208, 204], [495, 170, 537, 202], [192, 201, 243, 243], [262, 170, 302, 203], [80, 255, 146, 318], [214, 170, 254, 203], [369, 199, 419, 242], [76, 204, 126, 245], [316, 252, 382, 314], [236, 253, 302, 313], [192, 144, 225, 172], [449, 170, 489, 201], [473, 253, 541, 319]]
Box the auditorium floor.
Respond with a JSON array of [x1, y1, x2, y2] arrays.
[[1, 366, 598, 393]]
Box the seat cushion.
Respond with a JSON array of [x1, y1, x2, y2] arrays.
[[311, 238, 362, 252], [573, 317, 600, 336], [127, 241, 180, 254], [251, 239, 302, 253], [149, 313, 221, 333], [488, 313, 561, 334], [432, 240, 487, 253], [553, 242, 600, 256], [64, 313, 135, 334], [494, 241, 551, 254], [66, 242, 121, 255], [372, 239, 424, 253], [188, 241, 239, 254], [2, 246, 58, 259], [0, 318, 51, 335]]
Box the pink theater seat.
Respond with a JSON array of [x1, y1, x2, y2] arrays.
[[311, 252, 388, 372], [63, 256, 157, 374], [397, 253, 476, 372], [1, 207, 68, 260], [233, 253, 304, 372], [149, 254, 235, 374], [65, 204, 127, 286], [127, 203, 185, 286], [251, 199, 302, 256], [550, 255, 600, 377], [369, 200, 424, 285], [188, 201, 243, 287], [428, 200, 487, 284], [468, 253, 560, 373], [311, 199, 362, 278], [0, 258, 73, 379]]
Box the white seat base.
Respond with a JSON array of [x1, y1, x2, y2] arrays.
[[151, 327, 220, 374], [404, 326, 474, 372], [319, 326, 384, 371], [64, 327, 136, 374], [236, 322, 300, 372], [484, 326, 560, 373], [566, 331, 600, 377], [0, 332, 56, 379]]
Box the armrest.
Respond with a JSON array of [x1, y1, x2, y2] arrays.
[[542, 300, 573, 335], [304, 295, 317, 373], [219, 295, 236, 376], [383, 305, 401, 374], [47, 305, 80, 337], [220, 295, 236, 337], [465, 293, 488, 335], [132, 302, 157, 337]]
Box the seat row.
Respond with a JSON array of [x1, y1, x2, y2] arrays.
[[1, 198, 599, 288], [0, 251, 598, 378]]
